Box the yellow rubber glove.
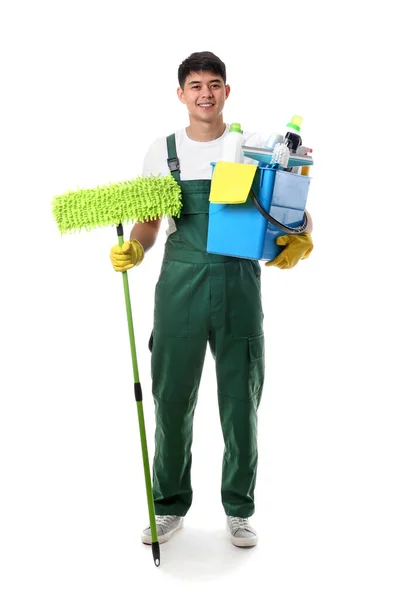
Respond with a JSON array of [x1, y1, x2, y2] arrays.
[[265, 232, 313, 269], [109, 239, 145, 272]]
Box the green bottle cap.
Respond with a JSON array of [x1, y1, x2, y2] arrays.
[[229, 123, 242, 133], [286, 115, 303, 132]]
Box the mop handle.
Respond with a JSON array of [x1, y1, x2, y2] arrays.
[[116, 224, 160, 567]]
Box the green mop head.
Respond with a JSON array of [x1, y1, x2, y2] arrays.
[[52, 175, 182, 233]]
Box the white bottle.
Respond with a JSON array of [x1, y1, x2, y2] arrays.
[[221, 123, 244, 163]]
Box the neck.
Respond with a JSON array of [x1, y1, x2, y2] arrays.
[[186, 118, 226, 142]]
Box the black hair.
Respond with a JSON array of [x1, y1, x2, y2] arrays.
[[178, 51, 226, 89]]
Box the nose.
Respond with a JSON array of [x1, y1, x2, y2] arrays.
[[201, 85, 213, 98]]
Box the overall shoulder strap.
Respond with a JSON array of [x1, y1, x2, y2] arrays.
[[166, 134, 180, 183]]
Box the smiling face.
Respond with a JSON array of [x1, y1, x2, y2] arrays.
[[177, 71, 230, 125]]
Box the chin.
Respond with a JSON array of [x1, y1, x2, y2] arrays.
[[197, 112, 218, 122]]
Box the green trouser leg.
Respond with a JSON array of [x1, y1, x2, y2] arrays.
[[151, 259, 264, 517], [209, 259, 264, 517], [151, 261, 210, 516], [151, 331, 208, 516], [209, 330, 264, 517]]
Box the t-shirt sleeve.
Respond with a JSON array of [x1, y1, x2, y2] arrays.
[[142, 137, 169, 177]]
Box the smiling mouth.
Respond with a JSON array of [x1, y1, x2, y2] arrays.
[[198, 103, 214, 108]]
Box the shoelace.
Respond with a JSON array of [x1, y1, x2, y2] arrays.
[[156, 515, 177, 527], [229, 517, 249, 529]]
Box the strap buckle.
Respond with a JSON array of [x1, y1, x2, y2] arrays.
[[167, 157, 180, 172]]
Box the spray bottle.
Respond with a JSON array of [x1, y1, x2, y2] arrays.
[[296, 145, 313, 176]]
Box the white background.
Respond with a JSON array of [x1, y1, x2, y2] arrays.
[[1, 1, 393, 598]]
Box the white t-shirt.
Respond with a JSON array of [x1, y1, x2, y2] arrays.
[[142, 125, 265, 236], [142, 125, 265, 179]]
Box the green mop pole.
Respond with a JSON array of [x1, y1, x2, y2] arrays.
[[116, 224, 159, 567]]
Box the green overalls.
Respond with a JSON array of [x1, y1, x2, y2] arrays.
[[150, 134, 265, 518]]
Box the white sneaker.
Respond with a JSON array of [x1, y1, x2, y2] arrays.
[[141, 515, 184, 545], [227, 516, 258, 547]]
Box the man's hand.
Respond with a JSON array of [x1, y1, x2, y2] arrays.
[[265, 232, 313, 270], [110, 239, 145, 272]]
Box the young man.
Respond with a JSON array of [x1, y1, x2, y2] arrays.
[[110, 51, 313, 548]]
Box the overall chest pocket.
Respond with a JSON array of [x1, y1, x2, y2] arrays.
[[168, 189, 210, 251]]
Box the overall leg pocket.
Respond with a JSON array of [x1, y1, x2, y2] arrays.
[[226, 260, 264, 339], [154, 261, 193, 338], [248, 334, 265, 403]]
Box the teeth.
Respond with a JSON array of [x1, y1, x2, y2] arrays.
[[200, 104, 213, 107]]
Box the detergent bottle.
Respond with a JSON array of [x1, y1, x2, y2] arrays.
[[221, 123, 244, 162], [284, 115, 303, 154]]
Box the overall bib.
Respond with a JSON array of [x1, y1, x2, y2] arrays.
[[151, 134, 265, 518]]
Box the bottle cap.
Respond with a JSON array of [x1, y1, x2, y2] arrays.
[[286, 115, 303, 133], [229, 123, 243, 133]]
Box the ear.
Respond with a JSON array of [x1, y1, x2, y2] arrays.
[[225, 84, 231, 100], [177, 87, 186, 104]]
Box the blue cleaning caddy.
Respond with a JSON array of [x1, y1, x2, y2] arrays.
[[207, 164, 311, 261]]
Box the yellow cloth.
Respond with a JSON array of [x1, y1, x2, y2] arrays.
[[209, 162, 257, 204], [110, 239, 144, 272], [265, 233, 313, 269]]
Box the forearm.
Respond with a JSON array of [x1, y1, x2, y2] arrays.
[[305, 210, 313, 233], [130, 219, 162, 252]]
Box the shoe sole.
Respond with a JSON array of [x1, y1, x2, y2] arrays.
[[141, 519, 184, 545], [229, 534, 258, 548]]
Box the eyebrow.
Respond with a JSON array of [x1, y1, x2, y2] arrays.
[[187, 78, 222, 86]]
